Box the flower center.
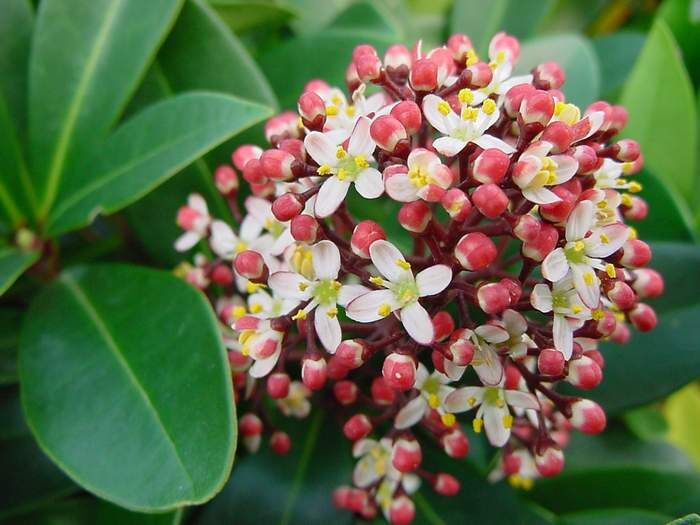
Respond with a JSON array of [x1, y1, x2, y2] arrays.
[[564, 241, 587, 264], [407, 166, 430, 188], [264, 217, 285, 238], [391, 277, 419, 307], [313, 278, 341, 305]]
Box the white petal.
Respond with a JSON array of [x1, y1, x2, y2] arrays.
[[346, 289, 397, 322], [587, 223, 628, 258], [249, 349, 280, 378], [315, 304, 342, 353], [174, 231, 200, 252], [338, 284, 370, 307], [504, 390, 540, 410], [312, 240, 341, 279], [553, 314, 573, 359], [240, 214, 264, 242], [314, 177, 351, 218], [268, 271, 312, 300], [474, 325, 509, 344], [542, 248, 569, 282], [348, 116, 376, 158], [444, 387, 484, 413], [188, 193, 208, 215], [523, 186, 561, 205], [499, 74, 533, 94], [353, 456, 381, 488], [355, 168, 384, 198], [422, 94, 450, 134], [415, 363, 430, 387], [210, 220, 238, 258], [571, 263, 600, 308], [415, 265, 452, 296], [484, 404, 511, 447], [443, 360, 466, 381], [566, 200, 595, 241], [369, 239, 411, 282], [400, 302, 434, 345], [531, 283, 553, 312], [433, 136, 467, 157], [394, 396, 428, 429], [270, 228, 294, 256], [245, 196, 273, 226], [385, 172, 418, 202], [502, 309, 527, 335], [552, 154, 578, 182], [580, 111, 604, 140], [472, 134, 516, 153], [304, 131, 338, 166], [473, 347, 504, 386]]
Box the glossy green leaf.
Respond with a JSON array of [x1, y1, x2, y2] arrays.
[[0, 246, 38, 296], [450, 0, 556, 55], [514, 34, 601, 107], [19, 264, 235, 510], [668, 515, 700, 525], [28, 0, 184, 217], [0, 309, 22, 384], [287, 0, 352, 34], [209, 0, 298, 33], [328, 1, 404, 39], [619, 19, 697, 204], [665, 383, 700, 470], [196, 411, 353, 525], [592, 31, 646, 100], [623, 405, 669, 442], [660, 0, 700, 86], [557, 508, 671, 525], [46, 92, 271, 236]]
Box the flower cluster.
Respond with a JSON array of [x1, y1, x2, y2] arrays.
[[174, 31, 663, 524]]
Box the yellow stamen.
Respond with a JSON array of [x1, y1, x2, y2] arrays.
[[628, 181, 642, 193], [239, 330, 254, 345], [437, 100, 451, 116], [467, 396, 477, 407], [571, 304, 583, 314], [591, 308, 605, 321], [574, 240, 585, 252], [605, 263, 616, 278], [332, 280, 342, 290], [378, 303, 392, 317], [298, 282, 308, 291], [583, 272, 595, 285], [461, 107, 478, 121], [458, 88, 474, 104], [441, 413, 456, 427], [345, 105, 355, 117], [232, 305, 247, 319], [465, 49, 479, 66], [495, 50, 506, 64], [354, 155, 369, 169], [292, 309, 307, 321], [628, 227, 638, 240], [249, 303, 262, 314], [621, 193, 633, 207], [246, 281, 265, 294], [473, 417, 483, 433], [597, 199, 608, 209], [428, 393, 440, 409], [620, 161, 634, 174], [369, 276, 385, 286], [396, 259, 411, 270], [600, 233, 610, 244], [502, 414, 514, 429], [482, 98, 496, 115], [326, 307, 338, 318], [317, 164, 332, 175], [325, 105, 338, 116], [337, 168, 349, 181], [336, 146, 346, 159]]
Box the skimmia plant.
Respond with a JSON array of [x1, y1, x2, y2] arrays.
[[174, 31, 663, 524]]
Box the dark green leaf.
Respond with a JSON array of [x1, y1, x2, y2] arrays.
[[0, 309, 22, 384], [557, 508, 671, 525], [209, 0, 298, 33], [450, 0, 556, 55], [286, 0, 352, 34], [623, 406, 669, 441], [328, 1, 404, 40], [667, 515, 700, 525], [0, 247, 38, 296], [46, 92, 271, 236], [659, 0, 700, 87], [619, 19, 697, 204], [514, 34, 601, 107], [28, 0, 184, 218], [642, 242, 700, 315], [592, 31, 646, 100], [19, 264, 235, 511]]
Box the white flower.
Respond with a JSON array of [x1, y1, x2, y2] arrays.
[[346, 240, 452, 345], [592, 158, 642, 192], [174, 193, 210, 251], [394, 364, 455, 429], [246, 289, 298, 319], [530, 277, 592, 359], [512, 141, 578, 204], [444, 324, 509, 385], [276, 381, 311, 418], [304, 116, 384, 217], [268, 240, 368, 353], [541, 200, 629, 307], [445, 383, 539, 447], [471, 44, 532, 105], [384, 148, 454, 202], [242, 196, 295, 256], [422, 94, 515, 157], [493, 309, 531, 358], [321, 85, 390, 142], [235, 316, 285, 378]]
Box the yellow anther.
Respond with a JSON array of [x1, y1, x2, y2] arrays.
[[502, 414, 514, 429], [249, 303, 263, 314], [441, 413, 456, 427], [345, 105, 355, 117], [496, 50, 506, 64], [472, 417, 483, 433], [298, 282, 308, 291], [465, 49, 479, 66], [378, 303, 392, 317], [620, 193, 633, 207], [240, 345, 249, 356], [458, 88, 474, 104], [331, 94, 342, 105], [428, 393, 440, 409], [556, 102, 581, 125], [628, 181, 642, 193], [325, 105, 339, 116], [554, 101, 566, 116], [542, 157, 555, 169], [326, 307, 338, 318], [337, 168, 349, 181], [369, 276, 385, 286], [521, 477, 534, 491], [628, 227, 638, 240], [495, 398, 505, 408], [574, 240, 585, 252], [467, 396, 477, 407], [489, 61, 498, 71], [461, 107, 478, 121], [600, 233, 610, 244], [546, 172, 558, 185], [597, 200, 608, 209], [246, 281, 266, 294], [332, 280, 342, 290], [239, 330, 254, 345], [591, 308, 605, 320], [395, 259, 411, 270], [571, 304, 583, 314], [317, 164, 332, 175], [583, 272, 595, 285], [336, 146, 346, 159], [620, 161, 634, 174], [354, 155, 369, 169], [482, 98, 497, 115], [297, 116, 304, 129], [605, 263, 616, 278], [235, 241, 247, 253], [232, 305, 247, 319], [508, 475, 522, 488], [437, 100, 452, 116], [401, 290, 416, 302], [291, 309, 307, 321]]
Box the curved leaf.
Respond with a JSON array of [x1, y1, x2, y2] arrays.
[[558, 508, 671, 525], [28, 0, 184, 217], [0, 309, 22, 384], [46, 92, 271, 236], [665, 384, 700, 470], [0, 247, 38, 297], [660, 0, 700, 86], [19, 264, 235, 511], [209, 0, 298, 33], [592, 31, 646, 100]]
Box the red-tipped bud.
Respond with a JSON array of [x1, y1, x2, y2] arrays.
[[472, 183, 509, 218], [303, 78, 330, 97], [384, 44, 412, 71], [535, 448, 565, 477], [382, 353, 417, 391], [623, 195, 648, 221], [210, 264, 233, 286], [567, 355, 602, 389], [539, 186, 578, 223], [504, 84, 535, 118], [351, 220, 386, 258], [610, 320, 631, 343], [234, 250, 268, 282], [538, 348, 565, 376], [472, 148, 510, 184], [336, 339, 369, 369], [270, 431, 291, 455], [298, 91, 326, 130], [629, 303, 657, 332], [371, 377, 396, 405], [466, 61, 494, 87], [541, 121, 573, 153], [500, 277, 522, 304], [392, 438, 422, 472], [334, 380, 358, 406], [301, 356, 327, 390], [272, 192, 303, 221], [596, 310, 617, 337], [261, 148, 295, 181], [410, 58, 438, 91], [242, 158, 267, 185], [620, 239, 651, 268], [398, 201, 432, 233], [608, 105, 628, 134], [505, 363, 522, 389], [441, 188, 472, 220], [265, 111, 299, 143], [432, 311, 455, 342], [390, 100, 422, 134], [455, 232, 497, 270], [232, 144, 262, 171], [326, 355, 350, 381], [240, 413, 263, 436], [441, 429, 470, 458], [434, 473, 460, 496], [290, 214, 319, 243], [355, 53, 382, 83], [513, 214, 541, 242], [449, 337, 475, 366], [522, 223, 558, 262], [533, 61, 565, 90], [214, 165, 239, 196], [572, 145, 599, 174], [490, 32, 520, 63], [614, 139, 640, 162], [333, 486, 369, 513], [447, 33, 473, 61], [345, 62, 361, 93], [519, 90, 555, 126], [267, 373, 290, 399], [343, 414, 372, 441], [477, 282, 511, 314], [571, 399, 606, 434], [606, 281, 637, 310], [631, 269, 664, 299], [389, 496, 415, 525], [371, 115, 408, 153]]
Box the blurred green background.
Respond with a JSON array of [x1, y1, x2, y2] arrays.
[[2, 0, 700, 524]]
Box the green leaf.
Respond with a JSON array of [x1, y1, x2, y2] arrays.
[[450, 0, 556, 55], [659, 0, 700, 87], [209, 0, 298, 33], [46, 92, 271, 236], [557, 508, 671, 525], [28, 0, 184, 218], [667, 515, 700, 525], [592, 31, 646, 100], [195, 411, 353, 525], [19, 264, 235, 511], [0, 309, 22, 384], [286, 0, 352, 34], [0, 246, 38, 296], [328, 1, 404, 40], [514, 34, 601, 107], [619, 19, 697, 205], [623, 406, 669, 442], [665, 384, 700, 470]]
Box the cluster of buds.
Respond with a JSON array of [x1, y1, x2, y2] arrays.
[[174, 31, 663, 524]]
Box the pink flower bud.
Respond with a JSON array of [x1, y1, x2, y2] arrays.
[[500, 277, 522, 304], [533, 61, 565, 90], [333, 486, 369, 512], [489, 32, 520, 63], [610, 320, 631, 343], [326, 355, 350, 381], [234, 250, 268, 282], [519, 90, 555, 126], [351, 220, 386, 258], [210, 264, 233, 286], [303, 78, 330, 97], [477, 282, 511, 314], [606, 281, 637, 310], [449, 337, 475, 366], [265, 111, 299, 144], [370, 115, 408, 152], [270, 431, 291, 455], [504, 84, 536, 118], [428, 47, 456, 86], [336, 340, 369, 369], [631, 269, 664, 299], [614, 139, 640, 162], [620, 239, 651, 268], [267, 373, 290, 399], [272, 192, 303, 221], [466, 62, 494, 87], [384, 44, 412, 71], [623, 196, 648, 221], [410, 58, 438, 91], [343, 413, 372, 441], [501, 450, 522, 475], [176, 205, 204, 231], [441, 428, 469, 458], [392, 438, 422, 473], [260, 148, 295, 181], [432, 311, 454, 342], [455, 232, 497, 270], [242, 158, 267, 185], [398, 201, 432, 232], [539, 186, 578, 223], [232, 144, 262, 171], [505, 364, 522, 389], [297, 91, 326, 130], [567, 355, 602, 389], [371, 377, 396, 405], [333, 380, 358, 405], [472, 183, 509, 218], [389, 495, 415, 525], [629, 303, 657, 332], [608, 105, 628, 133], [352, 44, 378, 62], [390, 100, 422, 134], [596, 310, 617, 337], [447, 33, 473, 61], [290, 214, 319, 243], [572, 145, 600, 174], [434, 473, 460, 496], [472, 148, 510, 184], [240, 413, 263, 436], [441, 188, 472, 220], [541, 121, 573, 153], [513, 214, 541, 242], [302, 356, 327, 390], [355, 53, 382, 83], [431, 349, 446, 374], [382, 353, 417, 391], [538, 348, 565, 375], [345, 62, 361, 93], [571, 399, 606, 434], [535, 448, 565, 477], [522, 223, 558, 262], [214, 165, 239, 196]]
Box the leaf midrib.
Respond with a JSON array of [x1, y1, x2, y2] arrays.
[[60, 273, 196, 497]]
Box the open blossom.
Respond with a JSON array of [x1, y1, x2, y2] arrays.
[[394, 364, 455, 429], [512, 141, 578, 204], [346, 240, 451, 345], [174, 193, 210, 251], [235, 315, 285, 378], [384, 148, 454, 202]]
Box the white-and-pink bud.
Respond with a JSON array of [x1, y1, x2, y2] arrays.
[[629, 303, 657, 332], [234, 250, 268, 282], [267, 373, 290, 399], [522, 223, 558, 262], [270, 431, 291, 455], [389, 496, 415, 525], [370, 115, 408, 153], [333, 380, 358, 405], [535, 448, 565, 477], [302, 356, 327, 390], [351, 220, 386, 258], [232, 144, 262, 171], [398, 201, 432, 233], [371, 377, 396, 405], [519, 90, 555, 126], [447, 33, 473, 61], [382, 353, 417, 391], [390, 100, 422, 134], [343, 413, 372, 441], [567, 355, 602, 389], [434, 473, 460, 496], [455, 232, 497, 270], [392, 438, 422, 473], [477, 282, 511, 314], [272, 192, 303, 221], [489, 32, 520, 63], [384, 44, 412, 71], [472, 148, 510, 184], [441, 188, 472, 220], [441, 428, 469, 458], [472, 183, 509, 219], [297, 91, 326, 129], [571, 399, 606, 434], [620, 239, 651, 268], [410, 58, 438, 91], [260, 148, 295, 181], [290, 214, 319, 243], [538, 348, 566, 375], [214, 165, 239, 196], [335, 339, 369, 369], [631, 269, 664, 299], [264, 111, 299, 143], [533, 61, 565, 90]]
